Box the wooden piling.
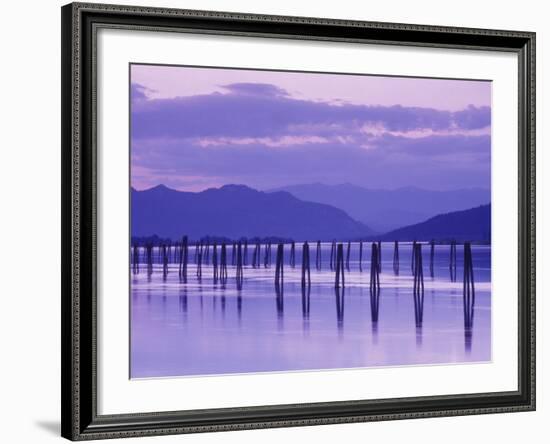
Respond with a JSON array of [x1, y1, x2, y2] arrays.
[[132, 244, 139, 275], [359, 241, 363, 272], [430, 239, 435, 278], [316, 240, 321, 270], [345, 241, 351, 271], [196, 242, 203, 279], [393, 240, 399, 275], [330, 240, 336, 270], [370, 242, 380, 289], [243, 240, 248, 266], [275, 243, 284, 287], [146, 243, 153, 275], [377, 241, 382, 272], [194, 241, 199, 264], [231, 242, 236, 266], [264, 243, 271, 268], [301, 242, 311, 289], [161, 244, 168, 278], [212, 243, 219, 283], [236, 242, 243, 289], [204, 242, 210, 265], [334, 243, 345, 288], [290, 241, 296, 268], [413, 243, 425, 328], [220, 243, 228, 285], [178, 236, 188, 283], [252, 242, 259, 269], [449, 240, 457, 282], [411, 240, 417, 275]]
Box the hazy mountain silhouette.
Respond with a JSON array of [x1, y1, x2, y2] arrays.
[[379, 204, 491, 242], [131, 184, 373, 241], [269, 183, 491, 232]]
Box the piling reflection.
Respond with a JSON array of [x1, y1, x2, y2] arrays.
[[392, 240, 399, 275], [301, 284, 311, 322], [335, 286, 345, 332], [463, 242, 476, 352], [236, 242, 244, 290], [221, 291, 226, 316], [178, 287, 188, 322], [237, 290, 242, 321], [370, 282, 380, 324], [275, 281, 284, 326]]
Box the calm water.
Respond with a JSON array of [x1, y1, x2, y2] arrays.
[[130, 242, 491, 378]]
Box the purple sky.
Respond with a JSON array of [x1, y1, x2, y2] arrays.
[[130, 64, 491, 192]]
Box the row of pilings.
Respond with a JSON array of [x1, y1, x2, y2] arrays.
[[132, 240, 477, 333], [131, 240, 471, 287]]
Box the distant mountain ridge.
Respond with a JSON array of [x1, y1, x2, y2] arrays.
[[268, 183, 491, 232], [379, 204, 491, 242], [131, 184, 374, 241]]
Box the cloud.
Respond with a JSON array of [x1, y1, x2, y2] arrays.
[[452, 105, 492, 129], [130, 82, 491, 191], [130, 82, 491, 140], [131, 84, 154, 102], [131, 133, 490, 191], [220, 82, 290, 97]]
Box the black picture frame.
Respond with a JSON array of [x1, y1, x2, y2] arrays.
[[61, 2, 536, 440]]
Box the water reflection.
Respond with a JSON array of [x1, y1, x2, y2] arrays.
[[370, 283, 380, 344], [178, 288, 188, 315], [301, 284, 311, 321], [237, 291, 243, 321], [334, 286, 345, 332], [463, 242, 476, 353], [275, 281, 284, 326], [412, 243, 425, 329], [130, 242, 490, 378]]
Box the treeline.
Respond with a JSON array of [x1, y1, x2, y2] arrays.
[[132, 234, 490, 246], [131, 234, 295, 246]]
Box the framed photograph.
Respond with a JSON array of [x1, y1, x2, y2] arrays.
[[61, 2, 535, 440]]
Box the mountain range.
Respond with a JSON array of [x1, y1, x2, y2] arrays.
[[380, 204, 491, 242], [131, 184, 373, 241], [131, 184, 491, 242], [268, 183, 490, 232]]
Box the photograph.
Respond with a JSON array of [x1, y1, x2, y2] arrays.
[[54, 1, 536, 440], [129, 64, 492, 378]]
